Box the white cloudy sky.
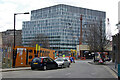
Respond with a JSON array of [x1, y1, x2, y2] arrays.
[[0, 0, 119, 35]]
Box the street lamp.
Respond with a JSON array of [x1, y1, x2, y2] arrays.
[[13, 12, 29, 68], [14, 12, 29, 48]]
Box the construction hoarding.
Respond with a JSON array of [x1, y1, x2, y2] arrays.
[[13, 46, 55, 67]]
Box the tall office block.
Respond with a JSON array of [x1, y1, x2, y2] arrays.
[[22, 4, 106, 52]]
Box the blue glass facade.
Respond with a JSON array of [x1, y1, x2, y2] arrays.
[[22, 4, 106, 52]]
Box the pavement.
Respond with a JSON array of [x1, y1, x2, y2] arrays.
[[106, 62, 118, 75], [1, 67, 31, 72], [88, 60, 118, 75]]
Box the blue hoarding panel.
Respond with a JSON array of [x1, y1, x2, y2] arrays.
[[118, 64, 120, 77]]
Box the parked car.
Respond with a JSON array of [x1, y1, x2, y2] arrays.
[[31, 57, 58, 70], [62, 57, 71, 63], [54, 58, 71, 68]]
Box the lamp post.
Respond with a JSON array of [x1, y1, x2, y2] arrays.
[[13, 12, 29, 68], [14, 12, 29, 48]]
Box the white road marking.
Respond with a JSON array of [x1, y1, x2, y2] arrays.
[[65, 73, 71, 75], [87, 62, 92, 65], [91, 73, 96, 75], [103, 66, 118, 78]]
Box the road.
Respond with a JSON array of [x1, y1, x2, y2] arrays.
[[2, 60, 117, 78]]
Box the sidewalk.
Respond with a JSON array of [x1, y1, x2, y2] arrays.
[[105, 61, 118, 74], [88, 61, 118, 75], [1, 67, 31, 72]]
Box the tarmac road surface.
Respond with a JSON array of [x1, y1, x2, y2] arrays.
[[2, 60, 117, 78]]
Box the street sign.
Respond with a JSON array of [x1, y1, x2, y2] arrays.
[[36, 44, 38, 51], [36, 44, 40, 51], [38, 45, 40, 51]]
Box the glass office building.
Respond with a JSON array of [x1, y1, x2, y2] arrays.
[[22, 4, 106, 52]]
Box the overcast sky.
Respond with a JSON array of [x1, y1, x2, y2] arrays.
[[0, 0, 119, 35]]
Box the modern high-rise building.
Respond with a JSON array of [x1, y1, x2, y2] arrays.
[[22, 4, 106, 52]]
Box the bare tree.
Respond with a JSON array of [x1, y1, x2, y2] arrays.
[[30, 34, 50, 48], [85, 20, 111, 52]]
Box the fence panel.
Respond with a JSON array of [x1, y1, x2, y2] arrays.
[[2, 47, 13, 69]]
